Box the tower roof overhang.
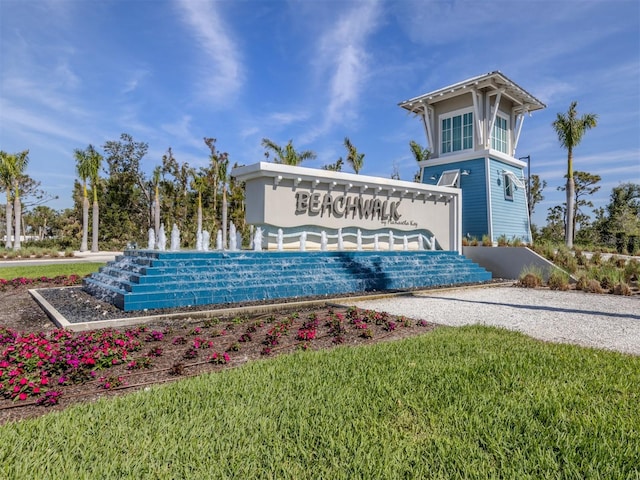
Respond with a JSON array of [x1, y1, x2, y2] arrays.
[[398, 71, 546, 115]]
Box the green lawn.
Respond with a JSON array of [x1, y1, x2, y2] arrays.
[[0, 262, 104, 280], [1, 326, 637, 479]]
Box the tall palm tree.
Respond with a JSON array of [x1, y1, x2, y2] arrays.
[[7, 150, 29, 250], [0, 151, 14, 249], [409, 140, 431, 182], [191, 170, 206, 236], [261, 138, 316, 166], [74, 147, 92, 252], [343, 137, 364, 174], [552, 101, 598, 247], [86, 145, 103, 253], [218, 155, 230, 249], [152, 166, 162, 244]]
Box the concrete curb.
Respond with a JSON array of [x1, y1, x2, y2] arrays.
[[29, 282, 512, 332]]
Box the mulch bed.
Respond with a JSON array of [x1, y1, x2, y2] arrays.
[[0, 284, 437, 424]]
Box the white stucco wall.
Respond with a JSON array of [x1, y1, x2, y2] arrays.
[[232, 163, 462, 252]]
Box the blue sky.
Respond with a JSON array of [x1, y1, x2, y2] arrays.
[[1, 0, 639, 227]]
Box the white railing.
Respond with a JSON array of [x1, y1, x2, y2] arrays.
[[258, 228, 435, 252]]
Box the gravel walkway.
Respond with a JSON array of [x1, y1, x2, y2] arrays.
[[345, 286, 640, 356]]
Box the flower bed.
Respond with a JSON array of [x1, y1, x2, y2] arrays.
[[1, 306, 434, 423], [0, 275, 83, 291]]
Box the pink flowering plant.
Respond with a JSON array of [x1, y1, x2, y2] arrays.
[[0, 325, 144, 404]]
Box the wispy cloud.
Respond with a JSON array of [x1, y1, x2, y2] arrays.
[[174, 0, 243, 105], [306, 1, 381, 140]]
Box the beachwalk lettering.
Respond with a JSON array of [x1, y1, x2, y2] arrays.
[[295, 191, 402, 222]]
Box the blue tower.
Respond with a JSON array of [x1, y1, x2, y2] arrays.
[[399, 71, 545, 244]]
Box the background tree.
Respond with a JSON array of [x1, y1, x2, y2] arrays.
[[3, 150, 30, 250], [343, 137, 364, 174], [0, 150, 14, 249], [74, 146, 92, 252], [261, 138, 316, 166], [540, 205, 565, 243], [191, 171, 206, 236], [87, 145, 103, 252], [151, 166, 162, 243], [593, 183, 640, 253], [161, 148, 191, 244], [23, 206, 58, 241], [322, 158, 343, 172], [409, 140, 430, 182], [552, 101, 597, 248], [558, 171, 601, 242], [101, 133, 149, 246], [528, 174, 546, 222]]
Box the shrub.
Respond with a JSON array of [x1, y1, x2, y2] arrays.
[[468, 236, 479, 246], [481, 234, 492, 246], [518, 265, 543, 288], [575, 275, 589, 291], [497, 234, 509, 247], [585, 279, 604, 294], [624, 259, 640, 283], [590, 251, 602, 265], [512, 237, 523, 247], [548, 269, 570, 291], [612, 282, 632, 296]]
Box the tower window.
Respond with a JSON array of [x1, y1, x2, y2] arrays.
[[441, 111, 473, 154]]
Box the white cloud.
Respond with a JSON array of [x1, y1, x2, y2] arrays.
[[174, 0, 243, 105], [312, 1, 382, 137]]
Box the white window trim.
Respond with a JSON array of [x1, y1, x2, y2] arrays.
[[437, 169, 460, 187], [438, 107, 474, 157], [491, 112, 510, 154], [504, 174, 513, 200]]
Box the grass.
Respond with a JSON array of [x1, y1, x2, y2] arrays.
[[0, 263, 104, 280], [1, 326, 637, 479]]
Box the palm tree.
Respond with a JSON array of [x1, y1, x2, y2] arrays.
[[218, 155, 230, 249], [343, 137, 364, 174], [87, 145, 103, 252], [409, 140, 431, 182], [552, 101, 598, 247], [191, 170, 206, 236], [6, 150, 29, 250], [261, 138, 316, 166], [152, 166, 162, 244], [0, 151, 14, 249], [74, 147, 92, 252]]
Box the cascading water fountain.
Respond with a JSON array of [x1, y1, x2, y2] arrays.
[[403, 235, 409, 251], [170, 224, 180, 251], [202, 230, 210, 251], [216, 230, 222, 250], [277, 229, 284, 251], [299, 231, 307, 251], [158, 224, 167, 251], [337, 228, 344, 251], [253, 227, 263, 251], [229, 222, 238, 251], [356, 229, 362, 251], [148, 228, 155, 250], [374, 234, 379, 251], [196, 230, 203, 251], [388, 231, 394, 251], [320, 231, 328, 251]]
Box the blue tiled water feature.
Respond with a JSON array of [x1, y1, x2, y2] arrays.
[[83, 250, 492, 312]]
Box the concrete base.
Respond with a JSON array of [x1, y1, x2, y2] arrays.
[[462, 246, 571, 282]]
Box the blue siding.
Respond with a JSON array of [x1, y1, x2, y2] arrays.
[[422, 158, 488, 240], [488, 158, 530, 242]]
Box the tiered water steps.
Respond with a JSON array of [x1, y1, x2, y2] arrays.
[[84, 250, 491, 311]]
